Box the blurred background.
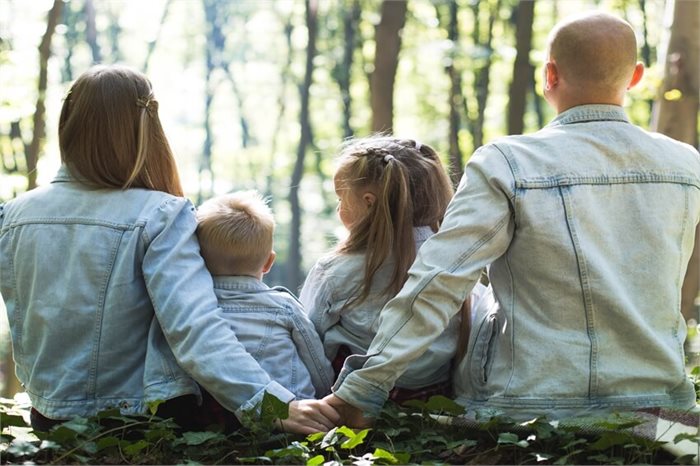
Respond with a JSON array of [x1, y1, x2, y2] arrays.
[[1, 0, 698, 397]]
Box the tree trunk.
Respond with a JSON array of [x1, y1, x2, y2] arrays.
[[143, 0, 172, 73], [437, 1, 468, 186], [287, 0, 318, 291], [338, 0, 361, 139], [84, 0, 101, 64], [370, 0, 407, 134], [507, 0, 535, 135], [25, 0, 62, 191], [651, 0, 700, 322]]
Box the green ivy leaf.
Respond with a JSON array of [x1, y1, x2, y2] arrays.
[[674, 432, 700, 445], [95, 436, 120, 451], [260, 392, 290, 424], [146, 399, 165, 416], [0, 411, 27, 428], [178, 430, 226, 446], [372, 447, 399, 464], [589, 432, 635, 450], [340, 428, 370, 449], [423, 395, 466, 415], [307, 454, 325, 466], [123, 439, 149, 455], [6, 439, 39, 457]]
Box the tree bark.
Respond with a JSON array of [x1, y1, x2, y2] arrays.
[[26, 0, 63, 191], [287, 0, 318, 291], [507, 0, 535, 135], [338, 0, 361, 139], [651, 0, 700, 322], [84, 0, 101, 64], [370, 0, 407, 134]]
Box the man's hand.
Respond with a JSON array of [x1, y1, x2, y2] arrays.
[[322, 393, 374, 428], [277, 399, 341, 435]]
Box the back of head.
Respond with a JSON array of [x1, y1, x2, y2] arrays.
[[196, 190, 275, 276], [548, 12, 637, 95], [59, 65, 183, 196], [336, 135, 454, 301]]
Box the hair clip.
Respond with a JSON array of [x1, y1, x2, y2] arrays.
[[136, 95, 156, 117], [415, 141, 422, 152], [383, 154, 395, 163]]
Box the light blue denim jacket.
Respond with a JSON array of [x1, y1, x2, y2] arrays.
[[334, 105, 700, 418], [0, 167, 294, 421], [213, 275, 334, 399], [300, 226, 463, 389]]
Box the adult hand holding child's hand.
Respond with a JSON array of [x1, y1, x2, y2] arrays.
[[322, 394, 374, 429], [278, 399, 341, 435]]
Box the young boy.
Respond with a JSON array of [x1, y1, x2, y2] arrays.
[[196, 191, 333, 399]]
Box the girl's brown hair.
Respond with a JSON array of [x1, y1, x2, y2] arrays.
[[336, 136, 454, 306], [59, 65, 183, 196]]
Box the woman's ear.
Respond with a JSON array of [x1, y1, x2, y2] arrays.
[[362, 192, 377, 209]]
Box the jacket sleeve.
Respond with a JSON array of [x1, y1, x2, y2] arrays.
[[299, 261, 341, 337], [287, 300, 335, 397], [333, 144, 516, 415], [142, 197, 295, 422]]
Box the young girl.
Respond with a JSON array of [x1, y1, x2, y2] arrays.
[[300, 136, 489, 401], [0, 65, 337, 434]]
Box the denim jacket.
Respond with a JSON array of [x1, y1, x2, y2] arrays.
[[0, 166, 294, 421], [213, 275, 334, 399], [300, 226, 464, 389], [334, 105, 700, 418]]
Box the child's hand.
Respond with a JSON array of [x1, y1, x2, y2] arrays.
[[278, 399, 341, 434], [322, 393, 374, 428]]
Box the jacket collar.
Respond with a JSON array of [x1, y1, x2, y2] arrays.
[[548, 104, 630, 127]]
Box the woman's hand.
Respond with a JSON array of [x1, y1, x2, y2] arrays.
[[322, 394, 374, 428], [278, 399, 341, 435]]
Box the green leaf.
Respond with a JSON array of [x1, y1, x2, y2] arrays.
[[340, 428, 370, 449], [122, 439, 149, 455], [423, 395, 466, 415], [179, 430, 226, 446], [260, 392, 290, 424], [60, 417, 92, 434], [307, 454, 325, 466], [6, 439, 39, 457], [147, 399, 165, 416], [95, 436, 120, 451], [306, 431, 326, 442], [47, 425, 80, 443], [674, 432, 700, 445], [590, 432, 635, 450], [372, 448, 399, 464], [0, 411, 27, 428]]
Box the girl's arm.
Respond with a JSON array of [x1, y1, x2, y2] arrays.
[[299, 262, 342, 336]]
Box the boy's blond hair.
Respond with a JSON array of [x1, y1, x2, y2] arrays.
[[196, 191, 275, 276]]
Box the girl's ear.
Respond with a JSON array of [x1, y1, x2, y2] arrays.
[[362, 192, 377, 209]]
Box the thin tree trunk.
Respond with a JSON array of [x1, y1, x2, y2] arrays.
[[266, 16, 294, 202], [370, 0, 407, 134], [651, 0, 700, 322], [143, 0, 172, 73], [26, 0, 63, 191], [84, 0, 101, 64], [638, 0, 654, 119], [507, 0, 535, 135], [338, 0, 361, 139], [288, 0, 318, 291]]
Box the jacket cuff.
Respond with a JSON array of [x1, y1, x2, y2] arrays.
[[332, 353, 389, 416], [235, 381, 295, 426]]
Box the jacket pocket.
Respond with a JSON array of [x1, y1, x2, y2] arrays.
[[469, 310, 499, 391]]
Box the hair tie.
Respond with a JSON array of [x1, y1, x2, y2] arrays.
[[383, 154, 395, 163]]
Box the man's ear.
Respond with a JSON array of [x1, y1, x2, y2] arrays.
[[544, 61, 559, 91], [262, 251, 276, 275], [362, 192, 377, 209], [627, 62, 644, 90]]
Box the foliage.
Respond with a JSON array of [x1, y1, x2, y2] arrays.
[[2, 391, 698, 465]]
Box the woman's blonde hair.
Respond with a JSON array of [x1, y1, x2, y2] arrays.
[[336, 136, 454, 306], [59, 65, 183, 196]]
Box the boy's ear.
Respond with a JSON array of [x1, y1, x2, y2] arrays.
[[544, 61, 559, 90], [627, 62, 644, 90], [362, 192, 376, 209], [262, 251, 276, 275]]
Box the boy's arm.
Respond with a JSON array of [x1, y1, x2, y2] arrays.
[[288, 301, 335, 397]]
